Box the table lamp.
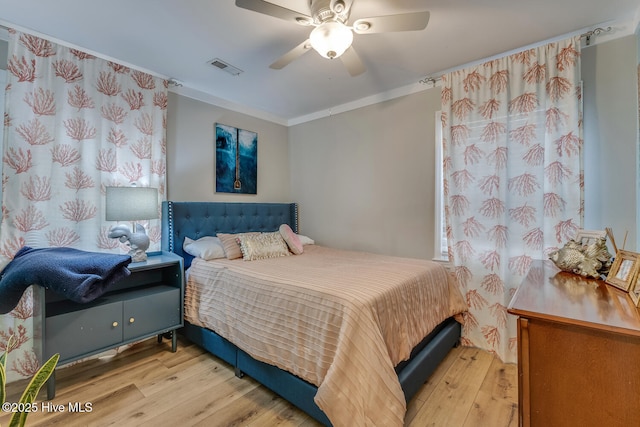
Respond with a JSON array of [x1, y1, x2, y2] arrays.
[[106, 186, 158, 262]]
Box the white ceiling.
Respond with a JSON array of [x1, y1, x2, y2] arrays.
[[1, 0, 639, 125]]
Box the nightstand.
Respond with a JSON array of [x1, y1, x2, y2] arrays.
[[41, 251, 184, 399]]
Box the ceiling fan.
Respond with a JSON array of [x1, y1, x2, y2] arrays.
[[235, 0, 430, 76]]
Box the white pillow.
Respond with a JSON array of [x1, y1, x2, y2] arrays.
[[298, 234, 314, 245], [183, 236, 226, 260]]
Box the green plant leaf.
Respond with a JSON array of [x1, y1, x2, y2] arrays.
[[8, 353, 59, 427], [0, 336, 13, 407], [0, 362, 5, 406], [7, 394, 32, 427]]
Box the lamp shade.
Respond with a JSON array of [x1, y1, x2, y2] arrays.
[[105, 187, 158, 221], [309, 21, 353, 59]]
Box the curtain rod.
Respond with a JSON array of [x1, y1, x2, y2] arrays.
[[582, 26, 612, 46], [419, 26, 613, 86]]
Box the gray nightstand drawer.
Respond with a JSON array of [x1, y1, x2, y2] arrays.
[[123, 287, 180, 340], [46, 301, 123, 361]]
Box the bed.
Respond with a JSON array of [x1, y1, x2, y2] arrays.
[[161, 201, 466, 426]]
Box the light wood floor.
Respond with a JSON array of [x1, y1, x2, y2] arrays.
[[1, 336, 518, 426]]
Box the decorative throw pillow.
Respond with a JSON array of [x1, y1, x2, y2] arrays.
[[279, 224, 303, 255], [238, 232, 290, 261], [217, 232, 260, 260], [183, 236, 225, 260]]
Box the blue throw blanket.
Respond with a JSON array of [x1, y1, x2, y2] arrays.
[[0, 246, 132, 314]]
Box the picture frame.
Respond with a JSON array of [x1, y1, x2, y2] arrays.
[[605, 250, 640, 293], [574, 229, 606, 247], [215, 123, 257, 194], [629, 272, 640, 307]]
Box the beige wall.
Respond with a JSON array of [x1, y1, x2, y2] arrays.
[[289, 88, 442, 259], [582, 34, 638, 250], [166, 92, 291, 202]]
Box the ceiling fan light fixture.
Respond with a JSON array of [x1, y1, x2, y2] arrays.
[[309, 21, 353, 59]]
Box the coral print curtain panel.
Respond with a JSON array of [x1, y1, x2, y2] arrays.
[[215, 123, 257, 194], [0, 29, 167, 382], [441, 36, 583, 363]]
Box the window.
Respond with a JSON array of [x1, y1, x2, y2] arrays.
[[434, 111, 448, 261]]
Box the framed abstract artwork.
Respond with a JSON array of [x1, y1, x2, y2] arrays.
[[215, 123, 257, 194]]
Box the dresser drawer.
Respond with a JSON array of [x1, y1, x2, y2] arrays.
[[46, 301, 123, 361]]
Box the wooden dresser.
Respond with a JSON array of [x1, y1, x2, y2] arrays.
[[508, 260, 640, 427]]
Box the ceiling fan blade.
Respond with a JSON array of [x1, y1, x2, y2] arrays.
[[340, 46, 365, 76], [235, 0, 312, 24], [352, 11, 430, 34], [270, 39, 312, 69]]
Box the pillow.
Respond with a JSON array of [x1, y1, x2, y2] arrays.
[[238, 232, 290, 261], [183, 236, 225, 260], [279, 224, 303, 255], [298, 234, 314, 245], [217, 232, 260, 260]]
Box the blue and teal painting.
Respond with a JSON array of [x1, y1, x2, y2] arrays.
[[215, 123, 257, 194]]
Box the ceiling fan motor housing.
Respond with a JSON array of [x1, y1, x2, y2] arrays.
[[310, 0, 349, 24]]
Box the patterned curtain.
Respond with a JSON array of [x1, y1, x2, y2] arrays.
[[0, 29, 167, 382], [441, 36, 583, 362]]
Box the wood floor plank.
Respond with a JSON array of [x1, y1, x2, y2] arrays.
[[27, 384, 144, 427], [478, 356, 518, 404], [192, 385, 295, 427], [95, 355, 233, 426], [405, 345, 463, 422], [136, 373, 260, 426], [463, 356, 518, 427], [137, 353, 229, 397], [51, 357, 164, 402], [1, 337, 518, 427], [245, 398, 320, 427], [406, 347, 494, 427]]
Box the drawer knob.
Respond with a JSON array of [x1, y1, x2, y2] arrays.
[[129, 317, 135, 324], [112, 321, 118, 327]]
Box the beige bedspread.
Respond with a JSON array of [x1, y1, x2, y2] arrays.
[[184, 245, 467, 427]]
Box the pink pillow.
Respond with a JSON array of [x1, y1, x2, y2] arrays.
[[279, 224, 303, 255]]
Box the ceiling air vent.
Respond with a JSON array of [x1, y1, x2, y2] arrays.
[[209, 58, 243, 76]]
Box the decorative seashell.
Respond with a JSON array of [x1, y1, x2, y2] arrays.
[[548, 238, 612, 279]]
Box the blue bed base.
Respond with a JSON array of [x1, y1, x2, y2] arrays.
[[161, 201, 461, 426]]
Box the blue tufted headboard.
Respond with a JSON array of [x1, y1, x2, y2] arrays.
[[161, 201, 299, 269]]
